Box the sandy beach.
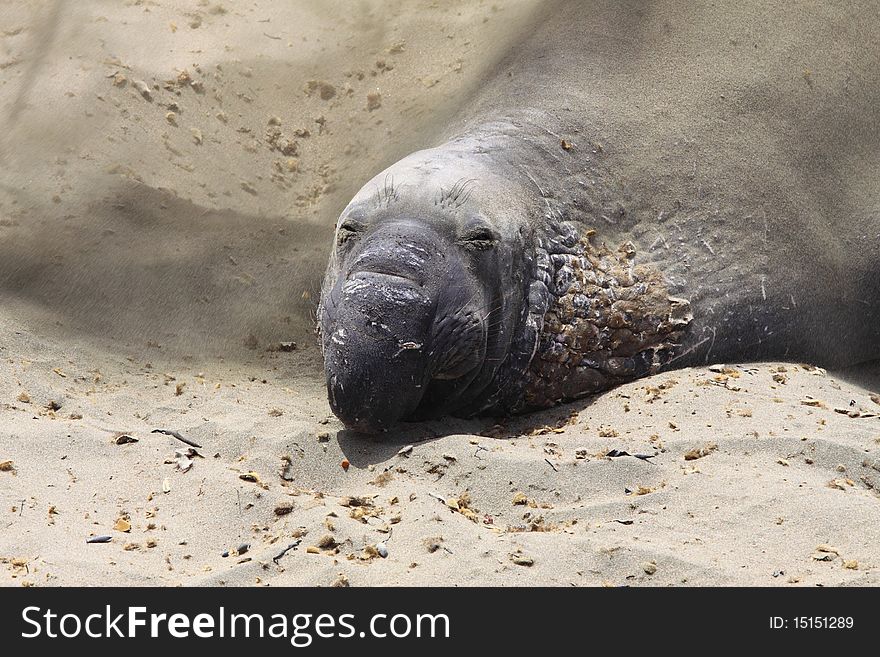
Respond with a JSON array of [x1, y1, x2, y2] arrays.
[[2, 0, 880, 587]]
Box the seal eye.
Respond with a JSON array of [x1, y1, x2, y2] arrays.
[[459, 226, 497, 250], [336, 219, 366, 247]]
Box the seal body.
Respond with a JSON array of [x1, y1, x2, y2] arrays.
[[319, 1, 880, 432]]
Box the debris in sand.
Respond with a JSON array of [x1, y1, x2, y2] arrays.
[[16, 392, 30, 403], [560, 139, 572, 150], [305, 80, 336, 100], [274, 501, 295, 516], [316, 431, 330, 442], [606, 450, 657, 463], [239, 472, 261, 484], [268, 408, 284, 417], [113, 434, 138, 445], [272, 540, 302, 564], [812, 552, 835, 561], [843, 560, 859, 570], [279, 455, 295, 482], [642, 561, 658, 575], [152, 428, 202, 449], [512, 492, 528, 506], [445, 492, 480, 522], [114, 518, 131, 533], [627, 485, 659, 496], [222, 543, 250, 558], [871, 393, 880, 406], [397, 445, 413, 457], [684, 443, 717, 461], [175, 447, 201, 473], [510, 551, 534, 567], [0, 460, 15, 473], [331, 573, 350, 587], [339, 496, 375, 508], [834, 407, 878, 419], [86, 535, 112, 544], [132, 79, 152, 101], [800, 397, 827, 408], [827, 478, 854, 490], [369, 471, 394, 487], [816, 544, 840, 555], [162, 478, 171, 494], [316, 535, 338, 550], [376, 542, 389, 558], [598, 425, 619, 438], [267, 341, 298, 352], [366, 91, 382, 111], [424, 537, 444, 553], [341, 459, 351, 471]]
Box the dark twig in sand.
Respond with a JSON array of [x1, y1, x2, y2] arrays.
[[272, 539, 302, 564], [263, 32, 281, 40], [544, 458, 558, 472], [151, 428, 202, 449]]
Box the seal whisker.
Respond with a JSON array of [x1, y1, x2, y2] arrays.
[[438, 177, 477, 208]]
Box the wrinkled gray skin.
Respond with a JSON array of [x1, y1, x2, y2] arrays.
[[319, 0, 880, 433]]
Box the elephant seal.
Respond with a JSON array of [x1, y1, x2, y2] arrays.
[[319, 1, 880, 432]]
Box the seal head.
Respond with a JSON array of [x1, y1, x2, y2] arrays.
[[318, 146, 537, 432]]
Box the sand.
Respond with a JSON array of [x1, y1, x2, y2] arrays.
[[2, 0, 880, 587]]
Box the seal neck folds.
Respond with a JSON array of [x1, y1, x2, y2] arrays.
[[517, 222, 692, 411]]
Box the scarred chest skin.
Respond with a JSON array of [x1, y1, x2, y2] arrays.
[[515, 225, 692, 413]]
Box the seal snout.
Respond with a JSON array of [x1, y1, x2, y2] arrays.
[[320, 215, 495, 434]]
